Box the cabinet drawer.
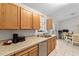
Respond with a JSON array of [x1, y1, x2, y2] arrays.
[[28, 45, 38, 51], [22, 53, 29, 56], [15, 49, 29, 56], [15, 45, 38, 56], [29, 48, 38, 56]]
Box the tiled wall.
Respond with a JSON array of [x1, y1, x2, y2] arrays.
[[0, 30, 35, 40]]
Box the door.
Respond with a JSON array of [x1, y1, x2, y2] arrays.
[[0, 4, 20, 29], [47, 38, 51, 54], [15, 45, 38, 56], [47, 19, 52, 30], [33, 13, 40, 30], [47, 37, 56, 55], [52, 37, 56, 50], [29, 45, 38, 56], [21, 8, 32, 29], [0, 4, 3, 28], [15, 49, 29, 56], [23, 53, 29, 56], [29, 48, 38, 56]]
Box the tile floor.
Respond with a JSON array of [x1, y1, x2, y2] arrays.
[[49, 39, 79, 56]]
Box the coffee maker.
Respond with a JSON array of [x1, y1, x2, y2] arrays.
[[12, 33, 25, 43], [12, 33, 18, 43]]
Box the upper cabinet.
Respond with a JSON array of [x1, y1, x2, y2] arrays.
[[0, 3, 52, 30], [33, 13, 40, 30], [0, 4, 20, 29], [0, 4, 2, 27], [21, 8, 33, 29], [47, 19, 52, 30]]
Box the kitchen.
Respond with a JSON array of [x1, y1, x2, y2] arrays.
[[0, 3, 56, 56], [1, 3, 79, 56]]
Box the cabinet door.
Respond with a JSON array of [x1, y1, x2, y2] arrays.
[[29, 48, 38, 56], [15, 45, 38, 56], [33, 13, 40, 30], [0, 4, 3, 28], [29, 45, 38, 56], [52, 37, 56, 50], [15, 49, 29, 56], [47, 39, 51, 54], [23, 53, 29, 56], [47, 19, 52, 30], [47, 37, 56, 55], [0, 4, 20, 29], [21, 8, 32, 29]]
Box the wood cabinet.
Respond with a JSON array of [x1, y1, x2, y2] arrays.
[[15, 45, 38, 56], [0, 3, 45, 30], [21, 8, 33, 29], [47, 19, 52, 30], [0, 4, 53, 30], [47, 36, 56, 55], [0, 3, 20, 29], [29, 47, 38, 56], [15, 49, 29, 56], [0, 4, 2, 28], [8, 37, 56, 56], [33, 13, 40, 30], [51, 37, 56, 51], [47, 38, 52, 54]]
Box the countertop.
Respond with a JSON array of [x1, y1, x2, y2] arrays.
[[0, 34, 56, 56]]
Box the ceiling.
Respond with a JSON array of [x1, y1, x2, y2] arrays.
[[23, 3, 79, 22]]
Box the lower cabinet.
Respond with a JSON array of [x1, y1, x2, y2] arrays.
[[14, 36, 56, 56], [47, 38, 52, 54], [52, 37, 56, 51], [22, 53, 29, 56], [29, 48, 38, 56], [47, 36, 56, 55], [15, 45, 38, 56]]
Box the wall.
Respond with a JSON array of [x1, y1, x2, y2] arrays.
[[0, 30, 35, 40], [58, 15, 79, 33]]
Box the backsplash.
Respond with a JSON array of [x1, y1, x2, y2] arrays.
[[0, 30, 35, 40]]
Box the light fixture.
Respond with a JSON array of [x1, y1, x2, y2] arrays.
[[48, 3, 68, 7]]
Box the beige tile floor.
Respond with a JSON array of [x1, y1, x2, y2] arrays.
[[49, 39, 79, 56]]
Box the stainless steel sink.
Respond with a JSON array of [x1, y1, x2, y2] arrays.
[[37, 35, 51, 38], [36, 32, 52, 38]]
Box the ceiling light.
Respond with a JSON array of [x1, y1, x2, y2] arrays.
[[49, 3, 68, 7]]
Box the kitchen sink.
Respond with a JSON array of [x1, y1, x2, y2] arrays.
[[37, 35, 52, 38]]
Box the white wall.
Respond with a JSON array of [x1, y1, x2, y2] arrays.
[[58, 15, 79, 33], [0, 30, 35, 40]]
